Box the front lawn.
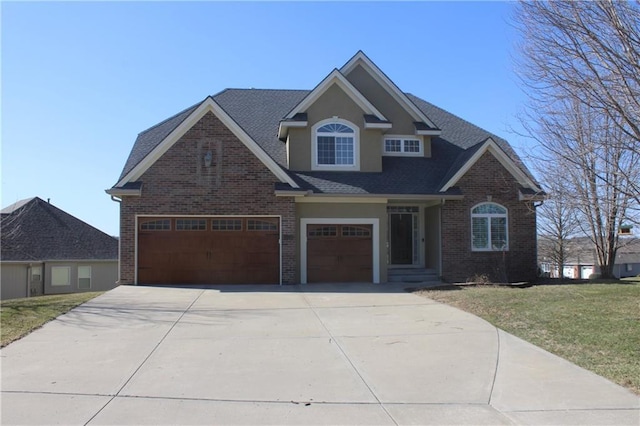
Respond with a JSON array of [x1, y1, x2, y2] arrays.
[[1, 292, 104, 347], [416, 279, 640, 395]]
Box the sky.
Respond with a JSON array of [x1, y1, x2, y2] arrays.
[[2, 1, 533, 237]]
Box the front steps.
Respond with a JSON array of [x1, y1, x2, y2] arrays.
[[388, 267, 440, 284]]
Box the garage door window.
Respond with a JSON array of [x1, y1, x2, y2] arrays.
[[308, 226, 337, 237], [341, 226, 371, 237], [176, 219, 207, 230], [247, 219, 277, 231], [212, 219, 242, 231], [140, 219, 171, 230]]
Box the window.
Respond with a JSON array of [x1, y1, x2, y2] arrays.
[[383, 137, 423, 156], [313, 120, 358, 169], [308, 226, 338, 237], [176, 219, 207, 230], [471, 203, 508, 251], [140, 219, 170, 230], [78, 266, 91, 289], [342, 226, 371, 237], [51, 266, 71, 286], [212, 219, 242, 231], [247, 219, 278, 231]]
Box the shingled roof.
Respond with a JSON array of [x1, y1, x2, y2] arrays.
[[1, 197, 118, 262], [115, 88, 538, 195]]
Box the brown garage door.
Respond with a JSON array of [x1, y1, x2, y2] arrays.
[[307, 224, 373, 283], [138, 217, 279, 284]]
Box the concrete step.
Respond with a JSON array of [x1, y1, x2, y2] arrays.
[[388, 268, 439, 283]]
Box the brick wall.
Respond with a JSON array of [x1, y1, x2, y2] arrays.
[[118, 111, 296, 284], [441, 152, 537, 283]]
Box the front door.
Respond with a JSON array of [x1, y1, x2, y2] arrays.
[[390, 213, 414, 264]]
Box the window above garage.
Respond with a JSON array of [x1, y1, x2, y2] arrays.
[[383, 136, 423, 156]]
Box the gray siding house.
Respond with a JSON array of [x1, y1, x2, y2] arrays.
[[1, 197, 118, 300]]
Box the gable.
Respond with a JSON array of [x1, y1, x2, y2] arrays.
[[137, 112, 291, 199], [344, 64, 416, 135], [340, 51, 440, 134], [440, 138, 541, 193], [111, 97, 298, 192], [306, 84, 369, 125]]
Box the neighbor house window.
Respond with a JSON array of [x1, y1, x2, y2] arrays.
[[383, 136, 423, 156], [51, 266, 71, 286], [312, 119, 358, 169], [471, 203, 508, 251], [78, 266, 91, 289]]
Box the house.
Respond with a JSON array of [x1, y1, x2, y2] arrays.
[[1, 197, 118, 300], [538, 236, 640, 279], [107, 51, 542, 286]]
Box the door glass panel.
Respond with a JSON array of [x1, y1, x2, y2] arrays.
[[390, 213, 413, 264]]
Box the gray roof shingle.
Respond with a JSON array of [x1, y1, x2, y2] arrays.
[[1, 197, 118, 262], [114, 88, 537, 196]]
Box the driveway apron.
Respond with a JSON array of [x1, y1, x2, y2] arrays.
[[2, 285, 638, 425]]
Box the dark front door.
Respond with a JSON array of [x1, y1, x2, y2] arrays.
[[390, 213, 413, 264]]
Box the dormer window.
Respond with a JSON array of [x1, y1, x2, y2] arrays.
[[383, 136, 423, 156], [312, 118, 360, 170]]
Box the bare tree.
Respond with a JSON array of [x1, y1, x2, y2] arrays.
[[514, 0, 640, 204], [514, 1, 640, 278], [536, 170, 580, 278]]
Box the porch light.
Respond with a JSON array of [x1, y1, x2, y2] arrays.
[[204, 150, 213, 167]]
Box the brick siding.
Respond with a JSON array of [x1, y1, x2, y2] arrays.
[[441, 152, 537, 283], [118, 111, 296, 284]]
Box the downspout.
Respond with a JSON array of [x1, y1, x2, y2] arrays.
[[26, 264, 31, 298], [110, 195, 122, 284]]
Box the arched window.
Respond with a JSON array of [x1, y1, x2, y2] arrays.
[[471, 202, 508, 251], [312, 119, 359, 169]]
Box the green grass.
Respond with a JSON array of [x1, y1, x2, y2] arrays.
[[1, 292, 104, 347], [416, 278, 640, 395]]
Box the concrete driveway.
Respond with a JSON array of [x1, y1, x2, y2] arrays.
[[2, 285, 638, 425]]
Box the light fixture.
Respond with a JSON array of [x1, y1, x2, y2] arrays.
[[204, 150, 213, 167]]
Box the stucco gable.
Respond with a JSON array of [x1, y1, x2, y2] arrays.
[[340, 51, 440, 134]]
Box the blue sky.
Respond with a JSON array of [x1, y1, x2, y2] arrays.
[[2, 1, 531, 236]]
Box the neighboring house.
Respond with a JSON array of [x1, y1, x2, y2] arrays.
[[539, 236, 640, 279], [1, 197, 118, 300], [107, 51, 542, 285]]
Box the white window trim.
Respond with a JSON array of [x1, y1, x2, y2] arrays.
[[300, 218, 379, 284], [51, 266, 71, 286], [471, 202, 509, 252], [78, 266, 92, 289], [311, 118, 360, 171], [382, 135, 423, 157]]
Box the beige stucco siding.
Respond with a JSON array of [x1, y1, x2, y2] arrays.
[[345, 64, 432, 158], [44, 261, 118, 295], [296, 202, 388, 282], [288, 84, 383, 172]]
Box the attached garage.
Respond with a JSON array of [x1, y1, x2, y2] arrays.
[[301, 219, 379, 284], [137, 216, 280, 285]]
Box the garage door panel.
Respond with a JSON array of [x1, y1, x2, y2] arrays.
[[307, 224, 373, 283], [138, 217, 279, 285]]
